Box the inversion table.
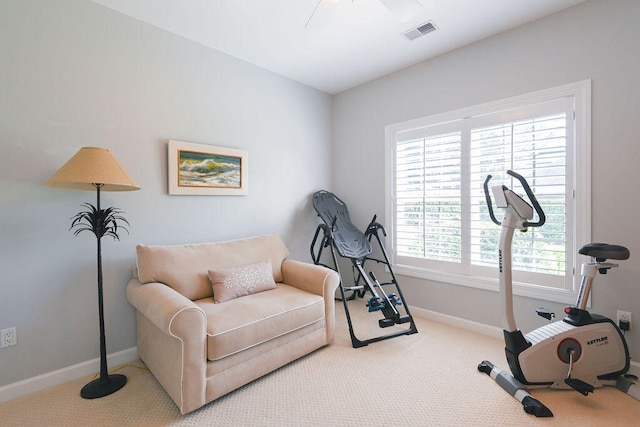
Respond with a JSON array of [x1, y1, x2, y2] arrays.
[[310, 190, 418, 347]]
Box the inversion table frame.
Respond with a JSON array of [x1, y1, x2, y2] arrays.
[[310, 190, 418, 348]]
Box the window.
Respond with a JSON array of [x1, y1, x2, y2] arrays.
[[385, 81, 591, 303]]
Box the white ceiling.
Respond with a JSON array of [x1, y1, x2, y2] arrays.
[[89, 0, 586, 94]]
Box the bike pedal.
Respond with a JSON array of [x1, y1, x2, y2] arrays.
[[565, 378, 594, 396]]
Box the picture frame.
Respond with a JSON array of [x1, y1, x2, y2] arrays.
[[168, 139, 248, 195]]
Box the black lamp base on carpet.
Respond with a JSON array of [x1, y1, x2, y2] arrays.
[[80, 374, 127, 399]]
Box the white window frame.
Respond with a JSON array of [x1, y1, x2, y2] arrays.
[[384, 80, 591, 304]]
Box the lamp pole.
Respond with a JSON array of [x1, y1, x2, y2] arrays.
[[80, 183, 127, 398], [95, 184, 109, 384]]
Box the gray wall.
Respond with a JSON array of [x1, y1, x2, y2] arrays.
[[333, 0, 640, 360], [2, 0, 640, 389], [0, 0, 332, 386]]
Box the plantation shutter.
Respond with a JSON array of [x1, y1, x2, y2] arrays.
[[393, 99, 570, 289], [468, 99, 569, 288], [387, 81, 589, 302], [394, 121, 463, 270]]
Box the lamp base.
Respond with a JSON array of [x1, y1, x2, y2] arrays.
[[80, 374, 127, 399]]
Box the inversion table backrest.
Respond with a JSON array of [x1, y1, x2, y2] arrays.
[[313, 190, 371, 259]]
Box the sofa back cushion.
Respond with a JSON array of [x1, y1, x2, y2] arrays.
[[136, 234, 290, 301]]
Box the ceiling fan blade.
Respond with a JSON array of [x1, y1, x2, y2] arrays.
[[306, 0, 340, 30], [378, 0, 422, 21]]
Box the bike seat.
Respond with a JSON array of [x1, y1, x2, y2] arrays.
[[579, 243, 630, 262]]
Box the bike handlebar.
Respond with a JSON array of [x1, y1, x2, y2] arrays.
[[483, 174, 501, 226], [483, 170, 546, 228]]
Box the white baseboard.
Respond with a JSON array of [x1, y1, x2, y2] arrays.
[[409, 305, 504, 339], [0, 347, 138, 403], [409, 305, 640, 378]]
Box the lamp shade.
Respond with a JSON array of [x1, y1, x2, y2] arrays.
[[45, 147, 140, 192]]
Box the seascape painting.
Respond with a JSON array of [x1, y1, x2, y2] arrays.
[[168, 140, 248, 195], [178, 150, 241, 188]]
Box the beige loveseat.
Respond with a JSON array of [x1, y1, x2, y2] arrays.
[[126, 234, 340, 414]]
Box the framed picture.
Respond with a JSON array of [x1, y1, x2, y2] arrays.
[[168, 140, 248, 195]]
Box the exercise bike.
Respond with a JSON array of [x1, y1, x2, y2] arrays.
[[477, 170, 640, 417]]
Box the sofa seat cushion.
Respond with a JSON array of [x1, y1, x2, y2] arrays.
[[195, 284, 325, 361]]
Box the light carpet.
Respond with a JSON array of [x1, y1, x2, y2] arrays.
[[2, 300, 640, 426]]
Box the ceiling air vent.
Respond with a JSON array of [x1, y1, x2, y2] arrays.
[[402, 21, 436, 41]]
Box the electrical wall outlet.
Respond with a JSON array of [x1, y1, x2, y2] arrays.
[[617, 310, 632, 331], [1, 327, 17, 348]]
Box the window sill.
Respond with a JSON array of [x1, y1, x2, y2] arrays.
[[394, 264, 580, 305]]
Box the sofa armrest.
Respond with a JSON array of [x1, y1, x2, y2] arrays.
[[126, 279, 206, 335], [281, 259, 339, 296], [281, 259, 340, 343], [126, 279, 207, 414]]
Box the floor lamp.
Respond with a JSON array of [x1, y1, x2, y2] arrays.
[[45, 147, 140, 399]]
